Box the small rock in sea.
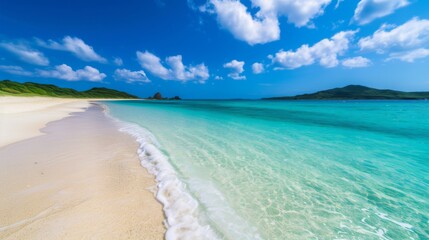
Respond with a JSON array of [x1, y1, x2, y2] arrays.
[[153, 92, 162, 100]]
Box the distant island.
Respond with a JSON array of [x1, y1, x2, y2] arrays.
[[0, 80, 138, 99], [146, 92, 181, 100], [263, 85, 429, 100]]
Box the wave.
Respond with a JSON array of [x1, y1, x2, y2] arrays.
[[100, 104, 220, 240]]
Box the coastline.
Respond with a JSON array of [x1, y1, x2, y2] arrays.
[[0, 97, 90, 147], [103, 102, 222, 239], [0, 97, 165, 239]]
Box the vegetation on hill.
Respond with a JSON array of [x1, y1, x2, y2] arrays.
[[0, 80, 138, 99], [263, 85, 429, 100]]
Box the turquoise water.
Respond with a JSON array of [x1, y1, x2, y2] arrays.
[[104, 100, 429, 240]]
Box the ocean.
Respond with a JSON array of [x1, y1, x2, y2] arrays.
[[103, 100, 429, 240]]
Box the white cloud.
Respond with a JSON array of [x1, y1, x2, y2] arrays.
[[38, 64, 106, 82], [114, 69, 151, 83], [0, 65, 33, 76], [272, 45, 314, 69], [252, 62, 264, 74], [136, 51, 170, 79], [0, 42, 49, 66], [37, 36, 106, 63], [214, 75, 223, 80], [253, 0, 331, 27], [272, 30, 357, 69], [136, 51, 209, 83], [210, 0, 279, 45], [342, 56, 371, 68], [114, 57, 123, 66], [335, 0, 344, 9], [223, 60, 246, 80], [358, 18, 429, 53], [205, 0, 331, 45], [387, 48, 429, 62], [353, 0, 409, 25]]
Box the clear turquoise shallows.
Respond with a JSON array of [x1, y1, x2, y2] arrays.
[[104, 100, 429, 240]]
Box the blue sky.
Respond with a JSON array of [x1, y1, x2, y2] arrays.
[[0, 0, 429, 99]]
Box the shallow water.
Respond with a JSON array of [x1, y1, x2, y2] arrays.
[[104, 100, 429, 240]]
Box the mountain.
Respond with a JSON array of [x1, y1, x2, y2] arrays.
[[0, 80, 138, 99], [263, 85, 429, 100], [82, 87, 138, 99]]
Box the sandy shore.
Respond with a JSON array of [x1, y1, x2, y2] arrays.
[[0, 97, 165, 239], [0, 97, 90, 147]]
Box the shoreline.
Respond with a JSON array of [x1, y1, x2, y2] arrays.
[[102, 102, 222, 239], [0, 96, 91, 147], [0, 97, 165, 239]]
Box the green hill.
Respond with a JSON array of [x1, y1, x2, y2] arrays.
[[0, 80, 138, 99], [263, 85, 429, 100]]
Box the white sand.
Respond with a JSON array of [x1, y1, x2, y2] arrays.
[[0, 97, 165, 239], [0, 97, 90, 147]]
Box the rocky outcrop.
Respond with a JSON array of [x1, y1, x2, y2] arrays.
[[147, 92, 181, 100], [153, 92, 162, 100]]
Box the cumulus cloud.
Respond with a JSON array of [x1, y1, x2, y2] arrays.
[[342, 56, 371, 68], [272, 30, 357, 69], [252, 62, 264, 74], [210, 0, 279, 45], [204, 0, 331, 45], [223, 60, 246, 80], [38, 64, 106, 82], [37, 36, 107, 63], [0, 65, 33, 76], [114, 57, 123, 66], [253, 0, 331, 27], [0, 42, 49, 66], [353, 0, 409, 25], [114, 69, 151, 83], [137, 51, 170, 79], [387, 48, 429, 62], [136, 51, 209, 83], [358, 18, 429, 53]]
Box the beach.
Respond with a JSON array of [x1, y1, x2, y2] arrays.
[[0, 97, 165, 239], [1, 97, 428, 239]]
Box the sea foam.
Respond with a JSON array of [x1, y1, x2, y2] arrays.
[[102, 105, 220, 240], [121, 121, 264, 240]]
